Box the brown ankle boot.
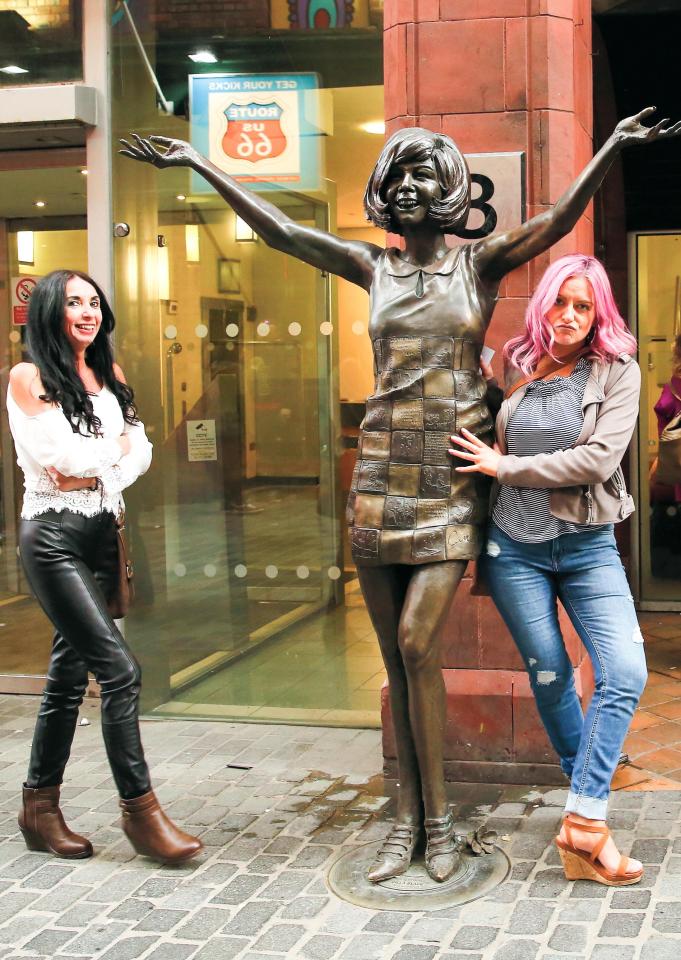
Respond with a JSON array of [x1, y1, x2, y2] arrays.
[[19, 785, 93, 859], [120, 790, 203, 864]]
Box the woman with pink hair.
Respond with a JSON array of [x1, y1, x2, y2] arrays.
[[450, 254, 646, 887]]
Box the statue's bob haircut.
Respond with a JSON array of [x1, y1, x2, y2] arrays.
[[363, 128, 471, 234]]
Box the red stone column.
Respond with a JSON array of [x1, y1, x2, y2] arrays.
[[381, 0, 595, 783]]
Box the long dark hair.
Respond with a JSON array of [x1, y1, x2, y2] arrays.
[[26, 269, 138, 436]]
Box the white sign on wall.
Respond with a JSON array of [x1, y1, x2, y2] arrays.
[[187, 420, 218, 462]]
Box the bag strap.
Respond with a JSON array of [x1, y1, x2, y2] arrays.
[[504, 347, 588, 399]]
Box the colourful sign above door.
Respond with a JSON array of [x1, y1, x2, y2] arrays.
[[189, 73, 321, 193]]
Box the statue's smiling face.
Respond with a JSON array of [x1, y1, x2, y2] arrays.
[[384, 158, 442, 227]]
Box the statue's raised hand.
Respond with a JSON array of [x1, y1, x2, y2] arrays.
[[119, 134, 201, 168], [615, 106, 681, 148]]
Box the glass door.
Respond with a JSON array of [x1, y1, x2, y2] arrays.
[[631, 231, 681, 608], [0, 154, 88, 690]]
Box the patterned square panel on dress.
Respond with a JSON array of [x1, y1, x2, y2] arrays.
[[346, 490, 356, 526], [384, 337, 422, 371], [386, 369, 423, 399], [381, 530, 413, 564], [423, 432, 452, 465], [423, 368, 455, 398], [422, 337, 453, 368], [420, 465, 451, 499], [391, 399, 424, 431], [424, 399, 458, 432], [460, 340, 478, 371], [445, 523, 480, 559], [447, 497, 476, 525], [384, 496, 417, 529], [416, 499, 449, 528], [453, 369, 485, 400], [363, 399, 392, 432], [351, 460, 360, 488], [353, 494, 386, 528], [388, 463, 421, 497], [412, 527, 446, 563], [391, 431, 424, 464], [357, 461, 389, 494], [351, 527, 380, 560], [361, 431, 391, 461]]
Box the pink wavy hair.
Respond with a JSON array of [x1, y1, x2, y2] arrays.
[[504, 254, 637, 376]]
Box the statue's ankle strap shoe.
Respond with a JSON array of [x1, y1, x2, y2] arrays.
[[19, 785, 93, 859], [368, 822, 420, 883], [424, 810, 459, 883], [120, 790, 203, 864]]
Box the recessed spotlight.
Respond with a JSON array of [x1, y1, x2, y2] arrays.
[[176, 194, 187, 201], [34, 201, 46, 208], [360, 120, 385, 135], [0, 65, 28, 75], [188, 50, 217, 63], [80, 168, 88, 176]]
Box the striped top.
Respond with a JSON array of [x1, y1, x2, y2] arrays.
[[493, 358, 604, 542]]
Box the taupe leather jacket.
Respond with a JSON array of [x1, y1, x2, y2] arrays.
[[489, 354, 641, 525]]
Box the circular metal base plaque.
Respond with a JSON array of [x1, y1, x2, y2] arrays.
[[327, 840, 510, 912]]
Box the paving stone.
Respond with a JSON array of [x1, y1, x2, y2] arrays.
[[99, 936, 158, 960], [252, 922, 307, 953], [299, 934, 344, 959], [192, 938, 248, 960], [210, 873, 269, 904], [0, 892, 36, 924], [590, 947, 636, 960], [490, 941, 541, 960], [364, 912, 412, 933], [22, 928, 76, 954], [19, 862, 75, 889], [610, 888, 651, 910], [0, 916, 49, 947], [528, 869, 566, 899], [653, 901, 681, 933], [506, 900, 554, 934], [65, 921, 131, 955], [133, 908, 188, 932], [630, 838, 669, 863], [557, 900, 602, 922], [258, 869, 312, 900], [107, 899, 154, 922], [568, 879, 609, 899], [190, 863, 238, 885], [55, 901, 103, 928], [279, 896, 328, 919], [222, 901, 280, 936], [388, 946, 439, 960], [509, 862, 534, 882], [641, 938, 681, 960], [450, 926, 498, 950], [290, 844, 334, 869], [174, 907, 231, 940], [405, 917, 454, 942], [548, 924, 587, 953], [264, 836, 304, 856], [144, 943, 197, 960], [598, 912, 645, 937]]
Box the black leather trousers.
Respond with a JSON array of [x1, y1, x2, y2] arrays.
[[19, 510, 152, 799]]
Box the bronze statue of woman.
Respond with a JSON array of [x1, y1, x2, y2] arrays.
[[122, 106, 679, 883]]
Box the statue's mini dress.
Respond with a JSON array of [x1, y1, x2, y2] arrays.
[[347, 243, 496, 566]]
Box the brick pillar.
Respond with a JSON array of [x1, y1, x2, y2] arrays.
[[381, 0, 595, 783]]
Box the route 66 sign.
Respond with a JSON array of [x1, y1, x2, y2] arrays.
[[221, 102, 287, 163], [190, 73, 321, 192]]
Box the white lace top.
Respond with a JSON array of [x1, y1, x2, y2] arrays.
[[6, 385, 153, 520]]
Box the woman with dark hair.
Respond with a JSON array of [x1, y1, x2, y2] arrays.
[[451, 255, 646, 885], [8, 270, 202, 863], [650, 333, 681, 576], [122, 107, 677, 883]]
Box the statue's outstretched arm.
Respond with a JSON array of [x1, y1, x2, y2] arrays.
[[472, 107, 681, 283], [120, 134, 382, 290]]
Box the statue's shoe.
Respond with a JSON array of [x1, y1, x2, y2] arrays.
[[425, 810, 460, 882], [368, 822, 420, 883]]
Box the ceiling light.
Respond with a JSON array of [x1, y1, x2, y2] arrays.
[[17, 231, 34, 265], [176, 194, 187, 201], [80, 169, 88, 176], [188, 50, 217, 63], [360, 120, 385, 135], [34, 201, 46, 208], [0, 65, 28, 75]]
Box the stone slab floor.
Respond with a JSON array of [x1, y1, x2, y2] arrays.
[[0, 695, 680, 960]]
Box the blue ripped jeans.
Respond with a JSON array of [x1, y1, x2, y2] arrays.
[[481, 522, 647, 820]]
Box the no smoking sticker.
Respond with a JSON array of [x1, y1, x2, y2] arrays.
[[11, 275, 39, 325]]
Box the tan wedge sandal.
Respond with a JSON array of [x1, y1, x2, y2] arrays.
[[555, 815, 643, 886]]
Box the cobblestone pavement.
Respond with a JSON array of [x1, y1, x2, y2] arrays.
[[1, 695, 681, 960]]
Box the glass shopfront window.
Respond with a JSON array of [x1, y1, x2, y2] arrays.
[[0, 2, 82, 86], [111, 1, 385, 725]]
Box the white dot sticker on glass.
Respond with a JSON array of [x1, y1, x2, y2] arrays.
[[296, 565, 310, 579], [226, 323, 239, 338], [288, 322, 301, 337], [320, 321, 333, 336], [327, 566, 341, 580], [352, 321, 366, 336], [203, 564, 217, 578], [265, 565, 278, 579], [195, 324, 208, 339], [164, 325, 178, 340], [173, 563, 186, 577], [234, 564, 247, 578], [257, 322, 270, 337]]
